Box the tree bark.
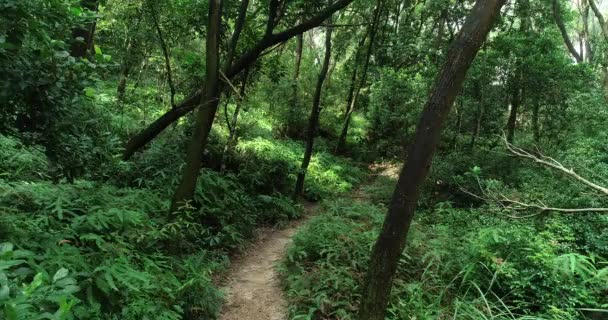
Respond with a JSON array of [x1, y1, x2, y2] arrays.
[[122, 0, 355, 160], [553, 0, 583, 63], [70, 0, 98, 58], [294, 17, 333, 200], [335, 0, 382, 154], [357, 1, 506, 319], [170, 0, 222, 211]]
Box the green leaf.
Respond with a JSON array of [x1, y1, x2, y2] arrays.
[[0, 243, 13, 254], [0, 284, 9, 301], [53, 268, 69, 283], [0, 260, 25, 270], [54, 51, 70, 59], [84, 87, 96, 98]]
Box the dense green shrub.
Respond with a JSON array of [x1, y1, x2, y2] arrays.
[[281, 174, 608, 320]]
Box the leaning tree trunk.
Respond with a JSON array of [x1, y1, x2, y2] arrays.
[[293, 17, 333, 200], [553, 0, 583, 63], [170, 0, 222, 211], [357, 1, 506, 319]]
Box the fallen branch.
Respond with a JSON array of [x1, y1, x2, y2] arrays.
[[503, 135, 608, 196], [458, 136, 608, 218]]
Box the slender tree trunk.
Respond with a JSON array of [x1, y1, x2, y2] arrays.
[[506, 82, 521, 143], [294, 18, 333, 200], [334, 30, 368, 154], [288, 33, 304, 138], [507, 0, 528, 143], [220, 68, 250, 173], [582, 3, 593, 62], [151, 3, 177, 108], [117, 63, 131, 101], [335, 0, 382, 154], [170, 0, 222, 211], [71, 0, 98, 58], [532, 101, 540, 142], [357, 1, 506, 319], [469, 82, 484, 150]]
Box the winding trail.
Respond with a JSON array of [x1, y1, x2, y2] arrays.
[[218, 163, 398, 320], [219, 204, 317, 320]]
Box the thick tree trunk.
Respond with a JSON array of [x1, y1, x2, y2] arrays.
[[357, 1, 506, 319], [170, 0, 222, 211], [122, 0, 355, 160], [335, 0, 382, 154], [294, 18, 333, 200], [70, 0, 98, 58], [287, 33, 304, 138]]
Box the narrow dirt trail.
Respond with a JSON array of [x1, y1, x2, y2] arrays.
[[218, 163, 398, 320], [218, 204, 317, 320]]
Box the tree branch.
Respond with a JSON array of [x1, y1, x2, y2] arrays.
[[503, 135, 608, 196], [122, 0, 355, 159]]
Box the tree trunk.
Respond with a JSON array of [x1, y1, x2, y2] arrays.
[[170, 0, 222, 211], [151, 3, 177, 108], [553, 0, 583, 63], [288, 33, 304, 138], [582, 3, 593, 62], [220, 67, 250, 173], [506, 82, 521, 143], [532, 101, 540, 142], [335, 0, 382, 154], [122, 0, 355, 160], [294, 18, 333, 200], [469, 81, 484, 150], [70, 0, 98, 58], [357, 1, 506, 319], [334, 30, 368, 154]]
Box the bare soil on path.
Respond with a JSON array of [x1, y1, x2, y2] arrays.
[[218, 204, 317, 320]]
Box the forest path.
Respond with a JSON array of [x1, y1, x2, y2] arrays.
[[218, 163, 399, 320], [218, 202, 318, 320]]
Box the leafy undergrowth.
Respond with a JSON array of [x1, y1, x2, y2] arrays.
[[0, 133, 364, 319], [280, 172, 608, 320]]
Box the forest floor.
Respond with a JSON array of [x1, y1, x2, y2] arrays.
[[218, 202, 319, 320], [217, 163, 399, 320]]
